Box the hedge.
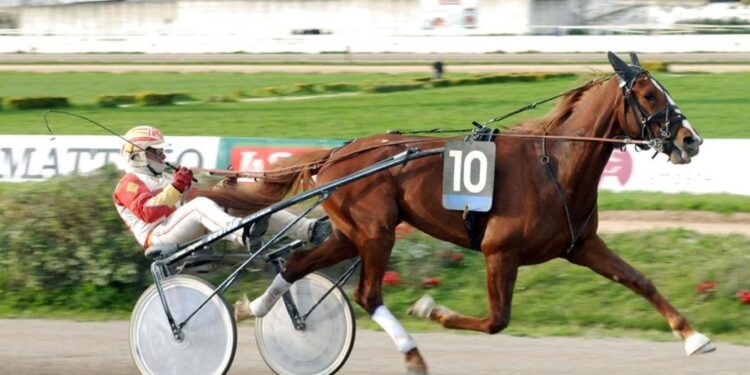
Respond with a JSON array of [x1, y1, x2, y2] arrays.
[[254, 86, 287, 97], [5, 96, 70, 110], [364, 82, 425, 94], [641, 61, 669, 73], [133, 92, 192, 106], [0, 166, 150, 310], [319, 83, 360, 93], [0, 166, 280, 312], [95, 95, 136, 108], [292, 83, 318, 95]]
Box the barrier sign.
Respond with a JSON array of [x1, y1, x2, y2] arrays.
[[3, 136, 749, 198], [0, 135, 219, 182], [442, 140, 495, 212]]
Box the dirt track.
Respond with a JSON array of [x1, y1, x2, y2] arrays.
[[1, 52, 749, 73], [1, 319, 748, 375], [0, 63, 746, 74], [598, 210, 750, 236]]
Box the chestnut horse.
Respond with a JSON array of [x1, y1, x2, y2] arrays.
[[201, 52, 713, 374]]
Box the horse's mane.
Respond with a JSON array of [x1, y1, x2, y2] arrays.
[[512, 74, 610, 134]]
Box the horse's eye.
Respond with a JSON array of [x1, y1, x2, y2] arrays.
[[644, 93, 656, 102]]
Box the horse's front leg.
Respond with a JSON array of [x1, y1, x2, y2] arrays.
[[409, 250, 520, 334], [354, 232, 430, 375], [567, 234, 716, 355]]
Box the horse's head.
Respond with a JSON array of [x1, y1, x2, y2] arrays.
[[608, 52, 702, 164]]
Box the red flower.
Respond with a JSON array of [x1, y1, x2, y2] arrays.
[[450, 253, 464, 262], [421, 277, 441, 288], [737, 290, 750, 304], [696, 281, 717, 294], [383, 271, 400, 286]]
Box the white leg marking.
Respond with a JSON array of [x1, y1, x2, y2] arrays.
[[685, 331, 717, 355], [407, 294, 436, 319], [249, 273, 291, 317], [372, 305, 417, 353]]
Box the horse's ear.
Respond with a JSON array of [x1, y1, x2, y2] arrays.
[[608, 51, 635, 83], [629, 52, 641, 67]]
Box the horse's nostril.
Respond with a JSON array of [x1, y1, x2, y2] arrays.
[[683, 136, 697, 147]]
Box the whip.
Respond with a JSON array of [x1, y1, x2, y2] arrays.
[[44, 110, 198, 182]]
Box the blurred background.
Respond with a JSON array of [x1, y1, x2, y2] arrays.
[[1, 0, 750, 53], [0, 1, 749, 373]]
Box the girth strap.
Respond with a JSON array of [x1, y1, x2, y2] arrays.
[[460, 127, 497, 251], [463, 211, 484, 251], [540, 136, 597, 254]]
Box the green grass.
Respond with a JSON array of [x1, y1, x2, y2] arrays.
[[598, 191, 750, 213], [4, 184, 748, 213], [0, 71, 430, 105], [4, 229, 748, 344], [0, 72, 748, 138], [356, 229, 750, 344]]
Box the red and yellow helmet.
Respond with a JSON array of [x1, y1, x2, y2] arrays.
[[122, 125, 167, 171]]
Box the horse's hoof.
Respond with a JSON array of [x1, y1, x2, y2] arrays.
[[233, 294, 255, 323], [407, 294, 435, 319], [406, 364, 428, 375], [685, 332, 716, 355]]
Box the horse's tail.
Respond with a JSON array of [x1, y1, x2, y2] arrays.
[[196, 148, 334, 216]]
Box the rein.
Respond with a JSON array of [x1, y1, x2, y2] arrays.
[[387, 76, 659, 149], [197, 136, 467, 179], [205, 76, 658, 179]]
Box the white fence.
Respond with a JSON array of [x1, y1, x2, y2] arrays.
[[2, 33, 750, 54]]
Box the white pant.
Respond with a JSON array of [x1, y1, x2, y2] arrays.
[[149, 197, 313, 247]]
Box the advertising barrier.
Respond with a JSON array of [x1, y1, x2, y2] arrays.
[[1, 135, 747, 196], [599, 139, 747, 195], [217, 137, 343, 174], [0, 135, 219, 182]]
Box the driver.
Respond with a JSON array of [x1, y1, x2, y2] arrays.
[[112, 125, 330, 251]]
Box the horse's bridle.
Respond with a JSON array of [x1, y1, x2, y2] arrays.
[[619, 71, 685, 153]]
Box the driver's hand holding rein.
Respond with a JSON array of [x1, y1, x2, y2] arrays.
[[112, 125, 331, 252]]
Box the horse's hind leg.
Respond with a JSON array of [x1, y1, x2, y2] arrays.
[[409, 249, 520, 334], [282, 230, 359, 281], [234, 231, 357, 320], [566, 234, 716, 356]]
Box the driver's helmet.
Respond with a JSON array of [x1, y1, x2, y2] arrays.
[[122, 125, 167, 173]]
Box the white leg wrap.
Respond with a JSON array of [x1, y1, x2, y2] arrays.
[[371, 305, 417, 354], [249, 274, 291, 317]]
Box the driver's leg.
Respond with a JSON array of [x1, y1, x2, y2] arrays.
[[149, 197, 244, 246], [149, 197, 328, 246]]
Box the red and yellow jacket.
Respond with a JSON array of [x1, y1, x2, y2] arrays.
[[113, 172, 183, 247]]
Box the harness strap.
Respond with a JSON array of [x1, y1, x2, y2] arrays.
[[540, 136, 597, 255], [463, 211, 484, 251]]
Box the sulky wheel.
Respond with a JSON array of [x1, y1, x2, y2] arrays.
[[130, 275, 236, 375], [255, 272, 356, 375]]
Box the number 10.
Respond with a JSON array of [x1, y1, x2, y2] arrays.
[[448, 150, 488, 193]]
